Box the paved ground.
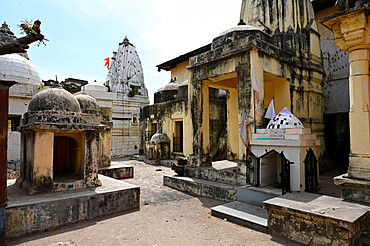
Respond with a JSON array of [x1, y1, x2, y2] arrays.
[[8, 159, 300, 246]]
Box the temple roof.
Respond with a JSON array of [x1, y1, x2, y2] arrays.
[[240, 0, 319, 34], [0, 21, 16, 44], [106, 36, 147, 96], [156, 44, 211, 71]]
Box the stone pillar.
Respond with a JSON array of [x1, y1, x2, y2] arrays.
[[321, 5, 370, 203], [227, 88, 239, 160], [197, 80, 211, 167], [0, 80, 16, 245], [348, 49, 370, 179]]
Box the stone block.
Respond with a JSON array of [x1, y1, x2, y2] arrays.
[[263, 192, 369, 245], [163, 175, 238, 202], [98, 165, 134, 179], [334, 174, 370, 203], [285, 128, 312, 135]]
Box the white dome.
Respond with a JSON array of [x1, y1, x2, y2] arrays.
[[266, 107, 304, 129], [0, 54, 41, 85]]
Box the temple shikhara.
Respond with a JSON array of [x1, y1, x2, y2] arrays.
[[1, 0, 369, 245], [106, 37, 149, 157]]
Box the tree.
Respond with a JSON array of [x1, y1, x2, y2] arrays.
[[0, 19, 46, 56]]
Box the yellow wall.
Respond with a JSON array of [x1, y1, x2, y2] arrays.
[[171, 61, 189, 84], [264, 73, 290, 113], [33, 131, 54, 180]]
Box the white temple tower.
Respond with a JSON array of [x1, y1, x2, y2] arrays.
[[106, 37, 149, 157]]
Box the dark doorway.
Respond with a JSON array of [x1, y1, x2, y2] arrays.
[[173, 121, 183, 153], [53, 136, 80, 182]]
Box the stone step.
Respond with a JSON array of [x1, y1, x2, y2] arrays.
[[237, 186, 281, 207], [129, 155, 145, 161], [211, 201, 268, 233], [163, 175, 239, 202], [98, 164, 133, 179]]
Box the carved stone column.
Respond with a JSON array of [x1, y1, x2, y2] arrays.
[[321, 5, 370, 203]]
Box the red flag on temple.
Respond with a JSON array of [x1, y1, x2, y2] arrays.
[[104, 58, 109, 69]]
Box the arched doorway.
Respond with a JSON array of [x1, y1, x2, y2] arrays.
[[53, 136, 80, 182]]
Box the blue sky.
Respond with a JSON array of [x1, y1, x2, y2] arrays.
[[1, 0, 241, 103]]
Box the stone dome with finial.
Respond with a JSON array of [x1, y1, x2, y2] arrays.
[[75, 93, 100, 115], [0, 21, 29, 59], [0, 21, 16, 43], [28, 85, 81, 113]]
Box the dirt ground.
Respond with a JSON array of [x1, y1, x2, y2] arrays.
[[8, 159, 299, 246]]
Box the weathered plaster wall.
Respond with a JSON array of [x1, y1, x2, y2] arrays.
[[111, 95, 148, 157], [241, 0, 318, 34], [99, 130, 112, 167], [140, 98, 191, 157], [315, 6, 350, 171], [31, 131, 54, 192], [171, 61, 189, 83]]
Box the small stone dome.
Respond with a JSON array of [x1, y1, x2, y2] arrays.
[[0, 54, 41, 84], [75, 93, 100, 115], [156, 80, 179, 93], [28, 86, 81, 112], [150, 132, 169, 143], [82, 83, 108, 92], [266, 107, 303, 129], [217, 24, 261, 37]]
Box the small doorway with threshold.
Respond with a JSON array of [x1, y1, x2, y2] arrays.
[[53, 134, 82, 182]]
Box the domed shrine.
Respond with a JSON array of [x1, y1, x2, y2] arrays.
[[17, 84, 105, 194]]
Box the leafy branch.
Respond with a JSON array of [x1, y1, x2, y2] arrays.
[[0, 19, 48, 55]]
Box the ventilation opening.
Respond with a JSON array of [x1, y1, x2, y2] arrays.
[[53, 136, 81, 182]]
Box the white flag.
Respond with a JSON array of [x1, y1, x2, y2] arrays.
[[252, 69, 258, 91], [265, 99, 276, 119], [240, 111, 249, 147], [252, 69, 262, 119]]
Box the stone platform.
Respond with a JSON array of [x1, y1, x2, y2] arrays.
[[98, 164, 134, 179], [163, 175, 239, 202], [263, 192, 369, 245], [334, 173, 370, 203], [6, 175, 140, 239]]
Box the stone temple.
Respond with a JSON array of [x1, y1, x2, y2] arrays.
[[106, 37, 149, 157]]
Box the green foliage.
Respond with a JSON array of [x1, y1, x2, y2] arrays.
[[17, 19, 49, 47], [18, 19, 37, 35], [36, 82, 44, 91]]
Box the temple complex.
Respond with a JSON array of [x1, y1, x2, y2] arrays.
[[106, 37, 149, 157], [142, 0, 369, 244]]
